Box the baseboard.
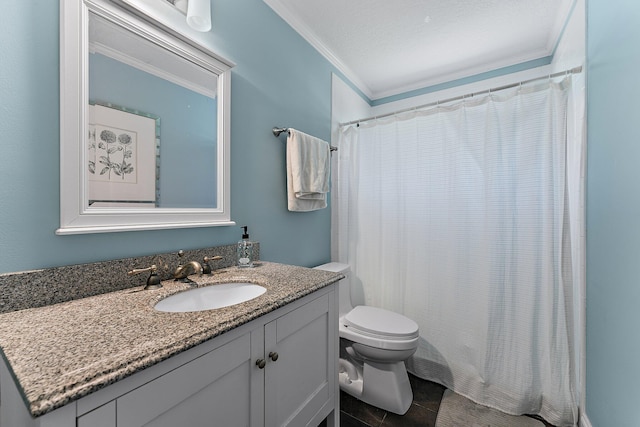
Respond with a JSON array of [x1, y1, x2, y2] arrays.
[[579, 413, 593, 427]]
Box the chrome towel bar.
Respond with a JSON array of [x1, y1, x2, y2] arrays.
[[272, 127, 337, 152]]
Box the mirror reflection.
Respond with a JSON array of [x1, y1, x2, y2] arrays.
[[88, 12, 218, 209]]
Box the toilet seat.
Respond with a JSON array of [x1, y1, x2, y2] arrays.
[[340, 306, 419, 351], [345, 306, 419, 339]]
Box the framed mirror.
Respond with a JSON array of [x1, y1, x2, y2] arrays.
[[58, 0, 234, 234]]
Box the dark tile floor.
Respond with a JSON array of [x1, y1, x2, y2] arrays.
[[328, 374, 556, 427], [336, 374, 444, 427]]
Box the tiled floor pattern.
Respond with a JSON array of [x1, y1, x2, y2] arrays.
[[336, 374, 556, 427]]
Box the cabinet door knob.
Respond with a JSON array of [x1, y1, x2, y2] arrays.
[[256, 358, 266, 369], [269, 352, 279, 362]]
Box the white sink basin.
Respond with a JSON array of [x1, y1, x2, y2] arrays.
[[154, 282, 267, 313]]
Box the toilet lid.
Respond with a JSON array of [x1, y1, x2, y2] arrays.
[[344, 306, 419, 339]]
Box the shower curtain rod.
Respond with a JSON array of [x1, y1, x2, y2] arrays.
[[340, 65, 583, 127]]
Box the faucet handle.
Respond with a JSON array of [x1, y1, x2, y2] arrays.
[[128, 265, 157, 276], [202, 256, 223, 274], [127, 265, 162, 290]]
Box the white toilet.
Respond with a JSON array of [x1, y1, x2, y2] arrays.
[[314, 262, 419, 415]]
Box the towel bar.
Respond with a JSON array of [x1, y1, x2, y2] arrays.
[[272, 127, 337, 152]]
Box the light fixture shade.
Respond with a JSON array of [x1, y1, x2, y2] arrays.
[[186, 0, 211, 32]]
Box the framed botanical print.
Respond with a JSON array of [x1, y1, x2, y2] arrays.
[[87, 103, 159, 206]]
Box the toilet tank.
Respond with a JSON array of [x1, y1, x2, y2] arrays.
[[314, 262, 353, 317]]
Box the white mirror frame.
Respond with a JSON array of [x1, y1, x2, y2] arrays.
[[58, 0, 234, 235]]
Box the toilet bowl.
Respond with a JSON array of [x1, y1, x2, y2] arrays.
[[314, 262, 419, 415]]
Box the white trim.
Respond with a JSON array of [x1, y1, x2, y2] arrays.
[[370, 49, 552, 101], [58, 0, 234, 235], [90, 42, 217, 98], [116, 0, 233, 66], [263, 0, 374, 100], [263, 0, 575, 102], [55, 220, 236, 235], [88, 9, 221, 98]]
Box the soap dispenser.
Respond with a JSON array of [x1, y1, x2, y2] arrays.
[[237, 226, 254, 268]]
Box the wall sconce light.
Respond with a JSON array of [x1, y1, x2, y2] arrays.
[[186, 0, 212, 32], [172, 0, 212, 32]]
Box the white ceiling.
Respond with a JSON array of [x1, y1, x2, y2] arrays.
[[264, 0, 575, 100]]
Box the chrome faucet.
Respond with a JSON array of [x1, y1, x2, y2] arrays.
[[174, 250, 203, 283]]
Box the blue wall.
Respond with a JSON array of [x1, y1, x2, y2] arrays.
[[8, 1, 635, 424], [586, 1, 640, 426], [0, 0, 334, 273]]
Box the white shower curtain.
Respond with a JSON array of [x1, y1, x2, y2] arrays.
[[333, 75, 584, 427]]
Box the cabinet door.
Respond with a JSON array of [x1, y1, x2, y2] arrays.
[[264, 293, 333, 427], [77, 401, 115, 427], [117, 332, 254, 427]]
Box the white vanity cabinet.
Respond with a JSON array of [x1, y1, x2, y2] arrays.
[[0, 284, 338, 427], [262, 291, 336, 427], [89, 332, 254, 427]]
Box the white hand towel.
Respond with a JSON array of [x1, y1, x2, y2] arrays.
[[286, 129, 330, 212]]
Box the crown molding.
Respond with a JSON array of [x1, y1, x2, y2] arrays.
[[264, 0, 573, 102], [372, 49, 552, 101], [263, 0, 373, 100]]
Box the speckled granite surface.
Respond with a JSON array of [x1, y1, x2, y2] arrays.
[[0, 244, 254, 314], [0, 261, 342, 417]]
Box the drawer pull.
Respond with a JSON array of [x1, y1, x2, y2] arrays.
[[269, 352, 279, 362], [256, 358, 266, 369]]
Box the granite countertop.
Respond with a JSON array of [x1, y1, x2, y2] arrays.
[[0, 262, 342, 417]]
